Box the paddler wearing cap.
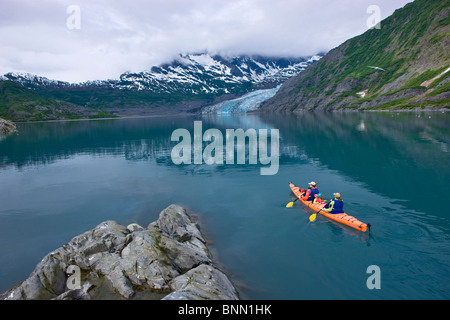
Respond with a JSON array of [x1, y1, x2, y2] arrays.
[[322, 192, 344, 214], [301, 181, 319, 202]]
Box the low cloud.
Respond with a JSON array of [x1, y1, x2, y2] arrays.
[[0, 0, 412, 83]]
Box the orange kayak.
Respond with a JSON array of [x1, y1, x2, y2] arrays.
[[289, 182, 369, 232]]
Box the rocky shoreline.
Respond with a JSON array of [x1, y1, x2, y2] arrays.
[[0, 118, 16, 135], [0, 204, 239, 300]]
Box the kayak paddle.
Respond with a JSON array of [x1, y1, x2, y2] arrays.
[[286, 192, 305, 208], [286, 198, 299, 208], [309, 208, 323, 222]]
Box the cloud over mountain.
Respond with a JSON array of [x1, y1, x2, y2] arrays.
[[0, 0, 411, 83]]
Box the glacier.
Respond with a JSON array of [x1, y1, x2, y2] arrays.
[[202, 85, 281, 114]]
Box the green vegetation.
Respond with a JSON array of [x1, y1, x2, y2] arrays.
[[403, 67, 449, 88], [365, 98, 450, 110], [335, 0, 448, 90], [0, 81, 87, 121], [367, 98, 412, 110], [88, 111, 119, 119], [36, 87, 216, 110], [426, 82, 450, 97], [0, 79, 219, 121], [428, 71, 450, 89]]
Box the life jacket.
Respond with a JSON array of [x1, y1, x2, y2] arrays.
[[307, 187, 319, 201], [314, 197, 324, 204], [331, 199, 344, 213]]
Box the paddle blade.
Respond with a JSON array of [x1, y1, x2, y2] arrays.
[[309, 214, 317, 222], [286, 202, 294, 208]]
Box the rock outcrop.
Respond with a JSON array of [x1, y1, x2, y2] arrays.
[[0, 118, 16, 135], [0, 204, 238, 300]]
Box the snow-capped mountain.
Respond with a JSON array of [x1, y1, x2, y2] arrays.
[[1, 53, 321, 95], [116, 53, 321, 94]]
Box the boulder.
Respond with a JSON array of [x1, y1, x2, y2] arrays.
[[163, 264, 239, 300]]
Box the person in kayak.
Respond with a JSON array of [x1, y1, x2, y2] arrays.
[[313, 193, 326, 204], [322, 192, 344, 214], [302, 181, 319, 202]]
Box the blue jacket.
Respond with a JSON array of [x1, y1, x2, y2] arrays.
[[307, 187, 319, 201], [331, 199, 344, 214]]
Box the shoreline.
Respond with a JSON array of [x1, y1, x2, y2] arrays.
[[9, 112, 198, 124], [9, 107, 450, 125], [251, 106, 449, 114]]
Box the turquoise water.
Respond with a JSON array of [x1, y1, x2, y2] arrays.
[[0, 112, 449, 299]]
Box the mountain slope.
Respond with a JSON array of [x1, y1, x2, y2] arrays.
[[261, 0, 450, 111], [0, 81, 114, 121]]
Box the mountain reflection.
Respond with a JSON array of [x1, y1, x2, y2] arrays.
[[1, 113, 449, 201]]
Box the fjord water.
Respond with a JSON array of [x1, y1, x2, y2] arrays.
[[0, 112, 449, 299]]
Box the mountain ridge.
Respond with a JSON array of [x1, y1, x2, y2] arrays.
[[1, 53, 321, 93], [0, 53, 321, 121]]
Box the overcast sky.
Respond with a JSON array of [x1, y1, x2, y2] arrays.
[[0, 0, 412, 83]]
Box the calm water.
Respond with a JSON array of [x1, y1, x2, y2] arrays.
[[0, 112, 449, 299]]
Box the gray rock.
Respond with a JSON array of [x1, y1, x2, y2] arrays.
[[150, 204, 205, 243], [126, 223, 144, 233], [158, 234, 211, 273], [120, 229, 179, 291], [163, 264, 239, 300], [148, 204, 212, 273], [53, 282, 94, 300], [1, 204, 239, 300], [11, 249, 68, 300], [0, 118, 17, 140]]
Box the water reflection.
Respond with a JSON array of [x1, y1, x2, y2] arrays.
[[1, 112, 449, 204]]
